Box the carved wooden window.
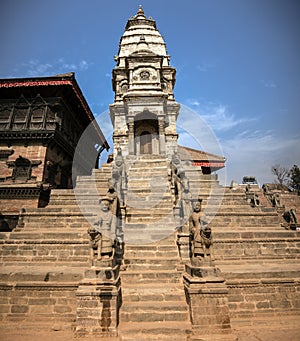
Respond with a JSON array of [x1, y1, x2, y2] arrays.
[[30, 106, 45, 129], [12, 156, 32, 180], [12, 107, 28, 130], [0, 107, 12, 130], [46, 109, 57, 129]]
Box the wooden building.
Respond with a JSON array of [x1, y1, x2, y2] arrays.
[[0, 73, 109, 230]]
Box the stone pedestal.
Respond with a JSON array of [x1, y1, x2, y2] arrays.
[[75, 265, 121, 337], [183, 263, 237, 341]]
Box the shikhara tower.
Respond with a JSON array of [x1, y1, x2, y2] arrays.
[[110, 5, 180, 159]]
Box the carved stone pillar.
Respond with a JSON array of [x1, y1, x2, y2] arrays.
[[128, 120, 135, 155], [158, 118, 166, 155]]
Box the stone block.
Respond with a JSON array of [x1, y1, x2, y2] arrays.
[[228, 294, 244, 302], [11, 305, 29, 313], [54, 305, 72, 314], [256, 301, 270, 309], [28, 298, 56, 305], [31, 304, 55, 315], [0, 304, 10, 313], [270, 299, 291, 309], [9, 297, 28, 305]]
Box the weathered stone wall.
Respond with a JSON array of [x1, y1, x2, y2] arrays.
[[213, 231, 300, 261], [227, 278, 300, 319], [0, 232, 90, 266], [0, 283, 77, 327]]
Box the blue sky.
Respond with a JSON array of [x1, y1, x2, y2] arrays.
[[1, 0, 299, 185]]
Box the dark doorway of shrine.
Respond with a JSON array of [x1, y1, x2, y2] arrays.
[[134, 112, 159, 155], [140, 131, 152, 154]]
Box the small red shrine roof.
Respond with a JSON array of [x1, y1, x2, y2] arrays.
[[178, 145, 226, 170]]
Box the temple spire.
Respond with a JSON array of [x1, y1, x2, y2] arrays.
[[136, 5, 146, 18]]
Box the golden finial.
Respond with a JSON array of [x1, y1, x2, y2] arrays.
[[137, 5, 145, 16]]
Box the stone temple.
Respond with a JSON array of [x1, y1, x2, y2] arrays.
[[0, 6, 300, 341]]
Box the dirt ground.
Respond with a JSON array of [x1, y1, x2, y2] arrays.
[[1, 316, 299, 341]]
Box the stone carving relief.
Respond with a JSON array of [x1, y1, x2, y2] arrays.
[[140, 70, 150, 80]]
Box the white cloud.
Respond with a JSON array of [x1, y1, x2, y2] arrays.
[[261, 79, 277, 88], [196, 62, 215, 72], [184, 100, 256, 132], [19, 58, 91, 77]]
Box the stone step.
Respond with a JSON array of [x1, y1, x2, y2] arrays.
[[124, 253, 178, 260], [118, 321, 192, 341], [125, 209, 174, 217], [120, 301, 189, 322], [128, 166, 168, 172], [202, 206, 278, 213], [122, 235, 176, 245], [124, 257, 178, 270], [0, 230, 88, 240], [120, 270, 182, 284], [123, 228, 177, 244], [121, 283, 185, 302]]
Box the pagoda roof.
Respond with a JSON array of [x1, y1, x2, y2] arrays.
[[0, 73, 109, 150]]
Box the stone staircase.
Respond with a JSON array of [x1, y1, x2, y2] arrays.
[[1, 158, 300, 337], [124, 156, 176, 244], [118, 238, 192, 340]]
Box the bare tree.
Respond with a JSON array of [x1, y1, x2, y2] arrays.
[[271, 164, 289, 188]]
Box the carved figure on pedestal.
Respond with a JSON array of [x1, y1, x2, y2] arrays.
[[88, 197, 115, 265], [180, 177, 192, 232], [271, 192, 281, 207], [250, 193, 260, 207], [282, 208, 298, 229], [189, 200, 214, 264], [170, 151, 184, 207], [88, 226, 102, 264], [112, 147, 126, 204], [107, 179, 118, 215]]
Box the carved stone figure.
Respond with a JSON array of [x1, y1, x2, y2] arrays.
[[189, 200, 214, 263], [250, 193, 260, 207], [107, 179, 118, 215], [88, 197, 115, 264], [180, 177, 192, 222], [271, 193, 281, 207], [87, 226, 102, 263], [282, 208, 298, 227], [170, 151, 184, 207], [112, 148, 126, 202]]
